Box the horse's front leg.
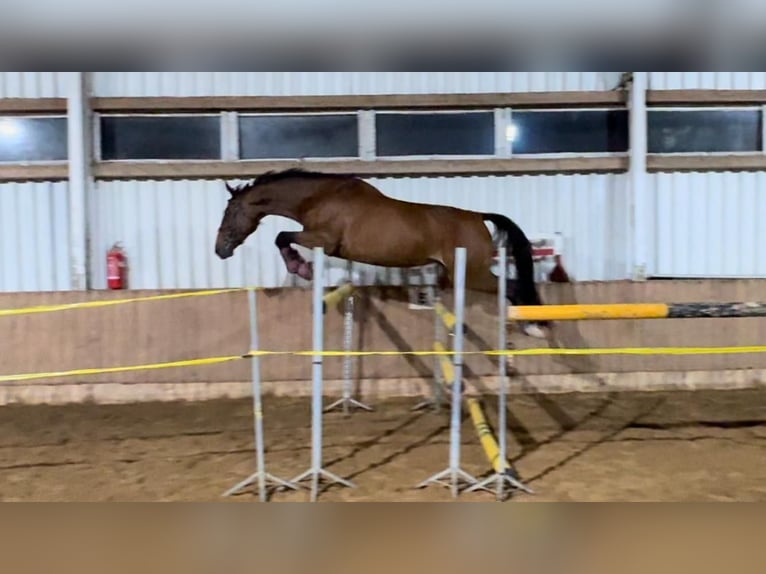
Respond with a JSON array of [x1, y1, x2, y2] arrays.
[[275, 230, 339, 281]]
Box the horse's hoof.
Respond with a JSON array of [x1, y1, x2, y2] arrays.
[[523, 323, 547, 339], [297, 262, 314, 281], [285, 260, 301, 273]]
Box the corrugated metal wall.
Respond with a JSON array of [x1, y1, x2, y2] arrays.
[[0, 182, 71, 291], [0, 72, 70, 98], [647, 72, 766, 278], [6, 72, 766, 293], [648, 172, 766, 278], [89, 174, 627, 290], [91, 72, 623, 97], [89, 72, 766, 96], [649, 72, 766, 90]]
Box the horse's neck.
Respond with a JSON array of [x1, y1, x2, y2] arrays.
[[257, 180, 317, 221]]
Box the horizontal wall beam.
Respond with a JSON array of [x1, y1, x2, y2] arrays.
[[92, 91, 627, 113], [647, 89, 766, 106], [1, 90, 765, 117], [0, 164, 68, 182], [8, 154, 766, 182], [647, 154, 766, 172], [93, 157, 628, 180], [0, 98, 67, 115]]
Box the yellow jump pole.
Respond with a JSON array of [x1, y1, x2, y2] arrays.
[[508, 301, 766, 322], [466, 397, 506, 474], [322, 282, 354, 314], [508, 303, 669, 322]]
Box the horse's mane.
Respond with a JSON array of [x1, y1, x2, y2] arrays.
[[229, 168, 355, 194]]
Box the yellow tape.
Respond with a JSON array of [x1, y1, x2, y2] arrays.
[[0, 355, 243, 383], [4, 345, 766, 384], [0, 288, 248, 318]]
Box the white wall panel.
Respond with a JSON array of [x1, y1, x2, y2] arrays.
[[649, 73, 766, 90], [0, 182, 71, 291], [0, 72, 70, 98], [90, 174, 627, 290], [89, 180, 302, 290], [648, 172, 766, 278], [92, 72, 622, 97], [369, 175, 629, 283]]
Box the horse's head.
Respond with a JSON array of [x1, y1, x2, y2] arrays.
[[215, 182, 270, 259]]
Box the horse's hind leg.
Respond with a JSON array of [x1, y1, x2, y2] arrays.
[[466, 266, 548, 339]]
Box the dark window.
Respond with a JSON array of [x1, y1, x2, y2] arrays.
[[648, 109, 762, 153], [100, 115, 221, 160], [0, 116, 67, 162], [239, 114, 358, 159], [376, 112, 494, 156], [511, 110, 629, 154]]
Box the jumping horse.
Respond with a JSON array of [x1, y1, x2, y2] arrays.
[[214, 168, 550, 337]]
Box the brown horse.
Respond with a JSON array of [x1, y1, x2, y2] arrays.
[[214, 168, 550, 336]]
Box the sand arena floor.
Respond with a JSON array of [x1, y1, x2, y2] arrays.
[[0, 388, 765, 501]]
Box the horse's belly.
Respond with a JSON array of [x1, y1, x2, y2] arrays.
[[340, 245, 434, 268], [340, 219, 436, 267]]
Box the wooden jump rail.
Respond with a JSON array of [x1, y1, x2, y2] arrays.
[[507, 302, 766, 322]]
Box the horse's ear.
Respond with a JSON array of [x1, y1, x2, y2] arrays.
[[225, 182, 236, 196]]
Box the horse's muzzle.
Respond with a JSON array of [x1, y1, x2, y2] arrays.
[[215, 244, 234, 259]]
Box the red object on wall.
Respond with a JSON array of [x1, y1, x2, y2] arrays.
[[106, 242, 127, 289]]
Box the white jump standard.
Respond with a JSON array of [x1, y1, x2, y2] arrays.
[[222, 287, 300, 501], [415, 247, 480, 497], [465, 246, 533, 499], [290, 247, 356, 501]]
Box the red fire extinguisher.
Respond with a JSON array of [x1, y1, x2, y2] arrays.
[[106, 242, 127, 290]]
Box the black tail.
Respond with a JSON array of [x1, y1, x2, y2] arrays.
[[482, 212, 543, 307]]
